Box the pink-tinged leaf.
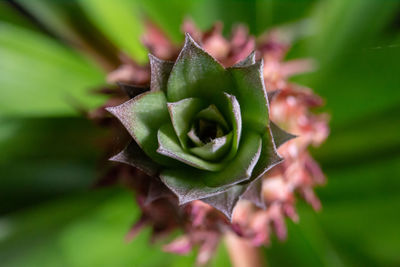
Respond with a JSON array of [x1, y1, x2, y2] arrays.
[[241, 177, 265, 209], [125, 215, 149, 242], [149, 54, 174, 92], [109, 141, 160, 177], [232, 51, 256, 67], [201, 185, 245, 221], [145, 179, 173, 205], [163, 236, 192, 255]]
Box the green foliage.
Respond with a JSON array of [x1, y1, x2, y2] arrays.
[[0, 22, 105, 116], [1, 0, 399, 266], [0, 189, 198, 267], [76, 0, 148, 62], [108, 35, 283, 218]]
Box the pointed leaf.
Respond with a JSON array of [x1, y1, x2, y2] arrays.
[[201, 185, 245, 221], [160, 168, 231, 205], [187, 125, 204, 146], [190, 132, 233, 161], [167, 98, 207, 149], [196, 104, 229, 130], [149, 54, 174, 92], [250, 126, 283, 180], [228, 60, 269, 134], [117, 82, 148, 98], [270, 121, 297, 148], [161, 131, 262, 200], [202, 131, 262, 187], [241, 177, 265, 209], [233, 51, 256, 67], [167, 33, 227, 102], [145, 179, 172, 205], [157, 123, 224, 171], [219, 93, 242, 160], [110, 141, 160, 176], [106, 91, 173, 165]]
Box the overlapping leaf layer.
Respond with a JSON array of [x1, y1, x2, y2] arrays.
[[108, 34, 293, 219]]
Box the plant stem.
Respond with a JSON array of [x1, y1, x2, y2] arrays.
[[224, 232, 266, 267]]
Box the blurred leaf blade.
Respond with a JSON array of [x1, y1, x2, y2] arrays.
[[0, 189, 198, 267], [76, 0, 148, 62], [291, 0, 400, 128], [0, 22, 106, 116], [0, 117, 106, 213], [0, 1, 39, 31]]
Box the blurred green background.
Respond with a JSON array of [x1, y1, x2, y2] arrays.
[[1, 0, 400, 266]]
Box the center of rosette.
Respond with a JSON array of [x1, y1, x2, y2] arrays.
[[158, 93, 242, 170], [193, 119, 225, 144], [184, 105, 232, 161]]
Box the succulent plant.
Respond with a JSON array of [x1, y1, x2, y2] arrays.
[[106, 33, 295, 219]]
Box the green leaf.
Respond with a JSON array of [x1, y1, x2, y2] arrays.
[[0, 117, 102, 213], [76, 0, 147, 62], [16, 0, 80, 42], [157, 123, 224, 171], [293, 0, 400, 129], [167, 34, 227, 102], [106, 91, 173, 165], [314, 109, 400, 168], [0, 189, 197, 267], [202, 131, 262, 187], [228, 60, 269, 134], [0, 1, 39, 31], [270, 121, 297, 148], [17, 0, 122, 70], [161, 131, 262, 197], [110, 141, 161, 177], [187, 125, 205, 146], [219, 93, 242, 160], [167, 98, 208, 149], [200, 126, 283, 217], [190, 132, 233, 161], [201, 185, 245, 221], [250, 126, 283, 180], [0, 22, 105, 116], [196, 104, 229, 130], [160, 168, 231, 205], [149, 54, 174, 92]]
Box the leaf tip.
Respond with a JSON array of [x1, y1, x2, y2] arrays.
[[105, 105, 117, 115]]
